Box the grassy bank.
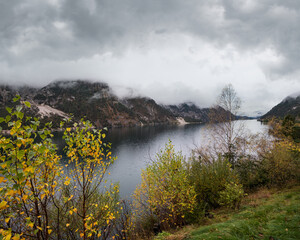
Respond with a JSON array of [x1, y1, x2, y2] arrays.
[[155, 185, 300, 240]]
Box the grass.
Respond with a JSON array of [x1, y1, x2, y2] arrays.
[[155, 186, 300, 240]]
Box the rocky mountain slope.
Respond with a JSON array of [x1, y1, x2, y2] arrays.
[[261, 93, 300, 120], [0, 80, 234, 129]]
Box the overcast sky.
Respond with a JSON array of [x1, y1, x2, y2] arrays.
[[1, 0, 300, 116]]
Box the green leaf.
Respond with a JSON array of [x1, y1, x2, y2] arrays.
[[13, 95, 21, 102], [28, 150, 35, 160], [0, 117, 5, 123], [24, 101, 31, 108], [17, 150, 25, 160], [6, 107, 12, 114], [6, 115, 11, 123], [16, 111, 24, 120]]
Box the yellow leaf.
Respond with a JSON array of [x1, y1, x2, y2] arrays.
[[0, 176, 7, 183], [41, 194, 46, 200], [67, 195, 74, 201], [24, 167, 34, 173], [28, 222, 34, 228], [48, 229, 52, 234], [22, 195, 28, 201], [12, 235, 20, 240], [5, 218, 10, 223], [64, 180, 70, 186], [4, 233, 11, 240], [0, 201, 8, 210], [5, 189, 16, 196], [66, 223, 70, 227]]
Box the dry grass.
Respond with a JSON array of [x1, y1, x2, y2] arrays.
[[243, 188, 271, 207], [165, 226, 197, 240]]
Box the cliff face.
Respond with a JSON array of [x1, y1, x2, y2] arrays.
[[261, 94, 300, 120], [0, 80, 230, 128]]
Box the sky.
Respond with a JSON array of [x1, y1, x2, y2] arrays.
[[1, 0, 300, 116]]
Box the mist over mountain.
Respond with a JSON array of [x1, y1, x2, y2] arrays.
[[0, 80, 235, 129]]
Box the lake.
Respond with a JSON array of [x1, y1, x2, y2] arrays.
[[93, 120, 268, 198], [52, 120, 268, 198]]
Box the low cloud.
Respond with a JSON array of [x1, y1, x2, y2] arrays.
[[0, 0, 300, 116]]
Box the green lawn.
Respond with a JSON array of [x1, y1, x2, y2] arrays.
[[156, 186, 300, 240]]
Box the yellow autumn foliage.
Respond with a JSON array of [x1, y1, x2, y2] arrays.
[[133, 141, 196, 234]]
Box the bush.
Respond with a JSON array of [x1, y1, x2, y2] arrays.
[[186, 155, 242, 210], [235, 137, 300, 190], [235, 157, 267, 191], [262, 140, 300, 187], [218, 181, 244, 209], [132, 141, 196, 236]]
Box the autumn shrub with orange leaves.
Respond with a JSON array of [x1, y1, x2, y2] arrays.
[[0, 97, 121, 240]]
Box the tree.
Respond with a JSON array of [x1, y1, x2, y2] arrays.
[[0, 97, 121, 240], [0, 96, 62, 240], [59, 120, 120, 240], [208, 84, 245, 166]]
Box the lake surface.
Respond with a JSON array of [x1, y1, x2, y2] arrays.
[[98, 120, 268, 198], [52, 120, 268, 198]]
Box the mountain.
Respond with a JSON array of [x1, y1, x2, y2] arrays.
[[261, 93, 300, 120], [165, 102, 211, 122], [0, 80, 234, 129]]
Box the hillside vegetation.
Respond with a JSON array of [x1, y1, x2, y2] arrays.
[[155, 186, 300, 240]]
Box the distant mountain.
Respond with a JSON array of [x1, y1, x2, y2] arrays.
[[0, 80, 237, 129], [261, 93, 300, 120], [164, 102, 239, 121], [165, 102, 211, 122]]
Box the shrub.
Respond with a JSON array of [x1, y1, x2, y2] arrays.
[[132, 141, 196, 236], [186, 155, 242, 209], [218, 181, 244, 209], [262, 140, 300, 187], [236, 137, 300, 190], [235, 157, 268, 191]]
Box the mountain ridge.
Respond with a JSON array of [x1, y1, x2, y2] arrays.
[[260, 93, 300, 120], [0, 80, 238, 129]]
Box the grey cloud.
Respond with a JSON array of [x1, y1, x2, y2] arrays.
[[1, 0, 300, 77], [0, 0, 300, 116]]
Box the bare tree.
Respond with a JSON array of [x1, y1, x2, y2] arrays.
[[208, 84, 245, 166]]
